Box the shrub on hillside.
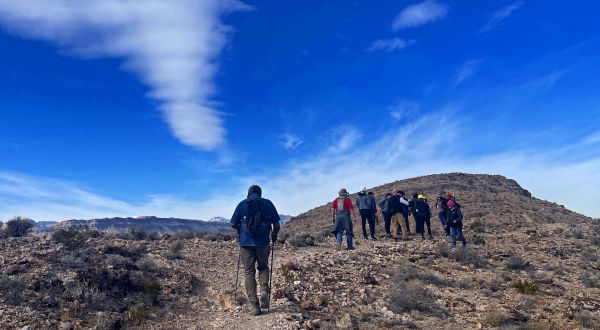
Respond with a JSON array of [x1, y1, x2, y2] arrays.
[[469, 220, 485, 233], [434, 243, 450, 257], [575, 310, 600, 330], [581, 271, 600, 289], [174, 231, 195, 240], [506, 255, 529, 270], [388, 279, 436, 314], [128, 227, 148, 240], [166, 240, 184, 260], [287, 233, 316, 247], [0, 275, 25, 305], [591, 236, 600, 247], [512, 279, 537, 295], [482, 310, 510, 327], [52, 228, 86, 250], [4, 216, 34, 237], [451, 247, 486, 268], [472, 235, 486, 245]]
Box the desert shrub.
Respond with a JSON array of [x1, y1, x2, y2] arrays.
[[517, 297, 537, 312], [174, 231, 196, 240], [279, 231, 292, 242], [94, 312, 121, 330], [581, 271, 600, 288], [128, 227, 148, 240], [388, 279, 436, 314], [591, 236, 600, 247], [581, 251, 599, 265], [512, 279, 537, 295], [105, 254, 131, 268], [146, 231, 160, 241], [482, 310, 510, 327], [4, 216, 34, 237], [81, 229, 102, 239], [166, 240, 184, 260], [136, 256, 158, 272], [575, 310, 600, 330], [488, 276, 507, 293], [60, 252, 88, 268], [572, 230, 585, 239], [128, 302, 151, 325], [451, 247, 486, 268], [196, 231, 230, 241], [472, 235, 486, 245], [143, 280, 161, 303], [469, 220, 485, 233], [434, 243, 450, 257], [0, 275, 25, 305], [287, 233, 316, 247], [52, 229, 86, 250], [506, 255, 529, 270]]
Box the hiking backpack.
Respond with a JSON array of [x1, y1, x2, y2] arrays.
[[242, 198, 272, 238]]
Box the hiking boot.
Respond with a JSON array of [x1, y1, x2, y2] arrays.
[[347, 246, 354, 250], [250, 303, 261, 316], [260, 291, 270, 310], [371, 236, 376, 240], [335, 241, 341, 251], [428, 235, 433, 240]]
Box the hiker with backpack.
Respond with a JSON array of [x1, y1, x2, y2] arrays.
[[230, 185, 281, 316], [368, 191, 378, 226], [389, 190, 410, 241], [332, 188, 357, 250], [399, 191, 411, 234], [415, 194, 433, 239], [356, 187, 376, 240], [379, 193, 394, 238], [436, 192, 450, 236], [446, 199, 467, 247]]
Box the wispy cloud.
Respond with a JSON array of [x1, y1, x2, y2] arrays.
[[455, 59, 483, 86], [388, 100, 419, 120], [0, 0, 253, 150], [392, 0, 449, 31], [523, 70, 566, 92], [326, 126, 362, 153], [366, 38, 416, 52], [479, 1, 524, 33], [280, 133, 303, 150], [2, 112, 600, 221]]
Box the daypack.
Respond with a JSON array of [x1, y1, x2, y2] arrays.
[[242, 198, 272, 238], [336, 197, 350, 214], [415, 201, 431, 219]]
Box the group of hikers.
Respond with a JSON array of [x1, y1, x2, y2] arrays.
[[331, 187, 467, 251], [229, 184, 467, 316]]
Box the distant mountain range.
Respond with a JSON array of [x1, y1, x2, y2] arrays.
[[32, 214, 294, 234]]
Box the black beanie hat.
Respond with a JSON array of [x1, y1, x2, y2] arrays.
[[248, 185, 262, 198]]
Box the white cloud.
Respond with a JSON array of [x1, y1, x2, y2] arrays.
[[3, 112, 600, 222], [0, 0, 253, 150], [280, 133, 303, 150], [479, 1, 524, 33], [327, 126, 362, 153], [366, 38, 416, 52], [392, 0, 448, 31], [455, 60, 483, 86], [389, 100, 419, 120]]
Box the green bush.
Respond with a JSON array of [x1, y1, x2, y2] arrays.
[[52, 228, 86, 250], [143, 280, 161, 303], [512, 279, 537, 295], [4, 216, 34, 237]]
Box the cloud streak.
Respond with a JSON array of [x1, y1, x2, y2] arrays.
[[392, 0, 448, 31], [479, 1, 523, 33], [455, 60, 483, 86], [366, 38, 416, 52], [0, 0, 252, 150], [2, 113, 600, 222], [280, 133, 303, 150]]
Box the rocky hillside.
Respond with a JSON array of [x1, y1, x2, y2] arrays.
[[1, 173, 599, 329], [283, 173, 590, 238]]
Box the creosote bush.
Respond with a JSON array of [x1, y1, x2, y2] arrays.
[[0, 275, 25, 305], [512, 279, 537, 295], [388, 279, 436, 314], [4, 216, 34, 237], [287, 233, 316, 247], [166, 240, 185, 260], [52, 228, 86, 250], [451, 247, 486, 268], [506, 255, 529, 270]]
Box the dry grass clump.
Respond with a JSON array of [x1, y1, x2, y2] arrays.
[[506, 255, 529, 270], [512, 279, 537, 295], [287, 233, 316, 247], [482, 310, 510, 327], [0, 275, 25, 305], [451, 247, 486, 268]]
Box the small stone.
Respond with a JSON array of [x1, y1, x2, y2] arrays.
[[20, 326, 32, 330], [59, 321, 73, 330]]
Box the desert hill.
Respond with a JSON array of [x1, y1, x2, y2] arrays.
[[1, 173, 599, 329], [284, 173, 590, 238]]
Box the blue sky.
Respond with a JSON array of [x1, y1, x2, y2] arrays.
[[1, 0, 599, 221]]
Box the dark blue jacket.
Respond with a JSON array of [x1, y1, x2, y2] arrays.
[[446, 207, 463, 227], [230, 193, 280, 247]]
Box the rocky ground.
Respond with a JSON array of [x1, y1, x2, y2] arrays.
[[1, 173, 600, 329]]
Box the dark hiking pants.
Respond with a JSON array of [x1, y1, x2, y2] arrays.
[[403, 212, 411, 233], [360, 209, 375, 238], [422, 216, 432, 237], [240, 246, 270, 305], [382, 211, 393, 235]]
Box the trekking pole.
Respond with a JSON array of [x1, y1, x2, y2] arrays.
[[233, 245, 241, 303], [268, 242, 275, 313]]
